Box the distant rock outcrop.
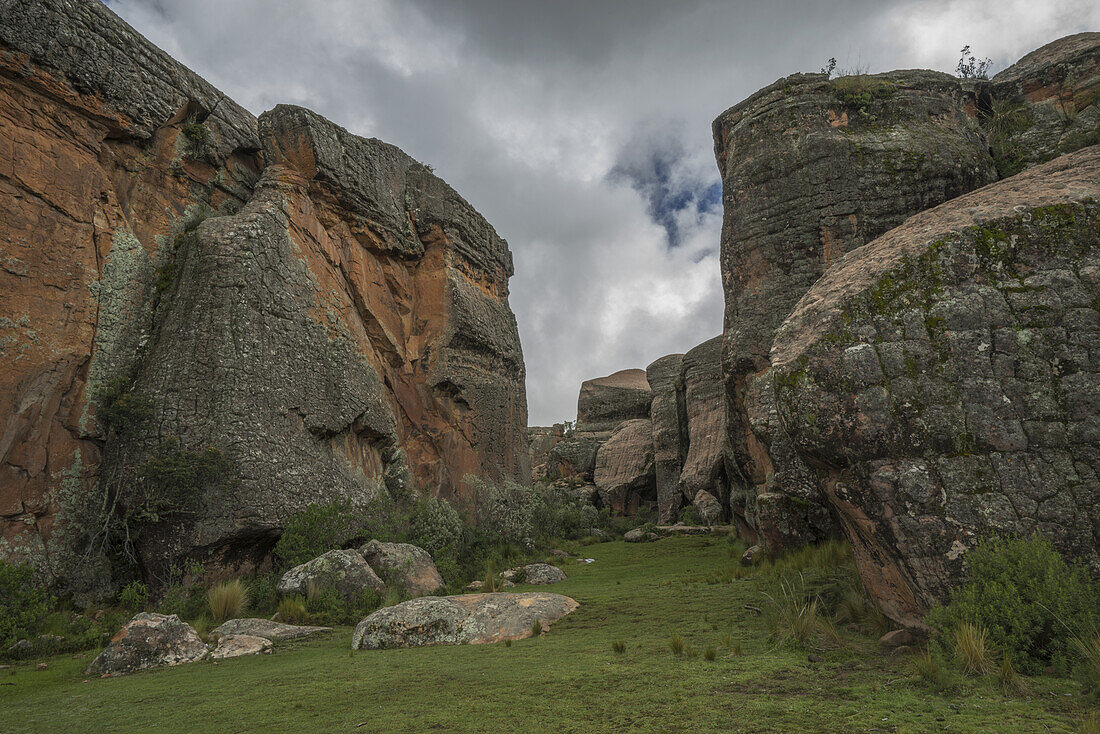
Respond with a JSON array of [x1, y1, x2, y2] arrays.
[[770, 146, 1100, 627], [0, 0, 529, 593], [594, 419, 656, 514]]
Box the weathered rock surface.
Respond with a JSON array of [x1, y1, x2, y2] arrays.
[[646, 354, 686, 523], [0, 0, 529, 591], [594, 419, 656, 514], [983, 33, 1100, 176], [507, 563, 566, 585], [359, 540, 444, 597], [209, 634, 272, 660], [86, 613, 207, 677], [545, 435, 602, 480], [624, 528, 659, 543], [528, 425, 565, 480], [210, 618, 330, 642], [678, 337, 734, 519], [350, 592, 579, 649], [276, 549, 386, 602], [713, 69, 1000, 550], [770, 146, 1100, 627], [693, 490, 723, 527], [577, 369, 651, 432]]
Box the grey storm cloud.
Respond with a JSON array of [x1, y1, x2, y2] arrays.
[[106, 0, 1100, 424]]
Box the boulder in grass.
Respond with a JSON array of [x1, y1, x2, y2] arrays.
[[351, 592, 579, 649], [211, 618, 331, 642], [85, 613, 207, 677], [276, 549, 386, 602], [510, 563, 566, 585], [209, 634, 272, 660], [359, 540, 445, 597]]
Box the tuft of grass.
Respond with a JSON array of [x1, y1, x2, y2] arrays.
[[481, 570, 501, 593], [954, 623, 994, 676], [207, 579, 249, 623], [277, 596, 307, 624], [611, 641, 626, 655], [703, 646, 717, 662], [997, 652, 1028, 697], [530, 619, 543, 637], [1072, 630, 1100, 701], [763, 575, 832, 649], [1077, 712, 1100, 734], [504, 639, 512, 648], [669, 635, 685, 656], [910, 649, 956, 694]]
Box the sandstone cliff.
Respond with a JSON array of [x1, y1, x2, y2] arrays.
[[0, 0, 528, 594]]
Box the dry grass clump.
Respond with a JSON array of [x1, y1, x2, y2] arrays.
[[996, 652, 1028, 696], [207, 579, 249, 623], [763, 575, 839, 649], [277, 596, 307, 624], [910, 649, 955, 693], [954, 623, 994, 676], [669, 635, 685, 656]]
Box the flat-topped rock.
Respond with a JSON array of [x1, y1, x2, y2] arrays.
[[351, 592, 579, 649], [577, 369, 651, 432], [209, 634, 272, 660], [211, 618, 331, 642]]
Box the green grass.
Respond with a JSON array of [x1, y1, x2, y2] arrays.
[[2, 537, 1090, 732]]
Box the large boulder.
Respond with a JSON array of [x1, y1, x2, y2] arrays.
[[770, 145, 1100, 628], [86, 613, 207, 677], [211, 618, 331, 642], [984, 33, 1100, 176], [576, 369, 651, 432], [646, 354, 686, 523], [546, 435, 601, 480], [594, 419, 656, 514], [276, 549, 386, 602], [351, 592, 579, 649], [0, 0, 529, 591], [359, 540, 444, 597], [713, 68, 999, 550]]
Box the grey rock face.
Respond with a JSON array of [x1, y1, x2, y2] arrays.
[[577, 369, 651, 432], [359, 540, 444, 597], [713, 69, 999, 549], [209, 634, 272, 660], [594, 419, 656, 515], [546, 435, 602, 480], [678, 337, 736, 512], [86, 613, 207, 677], [770, 146, 1100, 627], [692, 490, 723, 527], [210, 618, 331, 642], [351, 592, 579, 649], [514, 563, 567, 585], [277, 549, 386, 602], [646, 354, 686, 523]]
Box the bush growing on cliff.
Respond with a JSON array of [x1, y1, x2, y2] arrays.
[[926, 535, 1100, 674], [0, 561, 52, 645], [274, 500, 361, 570]]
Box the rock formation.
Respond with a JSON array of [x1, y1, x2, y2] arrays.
[[0, 0, 528, 595], [646, 354, 686, 523], [712, 32, 1100, 556], [86, 613, 207, 677], [770, 146, 1100, 627]]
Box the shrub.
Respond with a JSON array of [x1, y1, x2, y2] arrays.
[[405, 495, 462, 555], [274, 501, 360, 569], [0, 561, 52, 645], [829, 74, 896, 111], [118, 581, 149, 611], [207, 579, 249, 622], [669, 635, 685, 656], [246, 573, 280, 617], [954, 622, 994, 676], [956, 45, 992, 80], [277, 596, 307, 624], [910, 649, 956, 693], [304, 583, 379, 626], [997, 652, 1028, 696], [926, 535, 1099, 674]]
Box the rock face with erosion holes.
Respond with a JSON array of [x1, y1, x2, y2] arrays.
[[0, 0, 528, 594], [351, 592, 579, 649], [85, 613, 207, 677], [769, 146, 1100, 628]]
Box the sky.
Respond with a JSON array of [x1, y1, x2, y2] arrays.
[[104, 0, 1100, 425]]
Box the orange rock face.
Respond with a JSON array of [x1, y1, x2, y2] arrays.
[[0, 0, 528, 595]]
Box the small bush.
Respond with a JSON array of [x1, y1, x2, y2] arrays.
[[703, 646, 717, 661], [530, 619, 542, 637], [954, 623, 994, 676], [304, 583, 379, 626], [207, 579, 249, 623], [274, 501, 360, 570], [612, 641, 626, 654], [277, 596, 307, 624], [0, 561, 52, 645], [926, 535, 1100, 674], [247, 573, 280, 617], [118, 581, 149, 611], [669, 635, 685, 656], [997, 652, 1028, 697], [829, 74, 896, 111], [405, 495, 462, 555]]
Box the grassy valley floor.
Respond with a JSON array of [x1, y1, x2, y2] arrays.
[[2, 536, 1092, 733]]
